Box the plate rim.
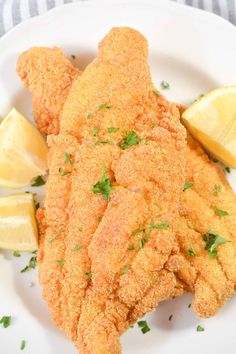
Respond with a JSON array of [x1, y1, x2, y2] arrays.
[[0, 0, 235, 50]]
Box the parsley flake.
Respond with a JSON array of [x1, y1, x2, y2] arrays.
[[0, 316, 11, 328], [94, 140, 110, 145], [56, 259, 65, 266], [31, 176, 45, 187], [85, 271, 92, 280], [74, 244, 84, 251], [93, 127, 99, 136], [187, 248, 195, 257], [212, 205, 229, 217], [20, 340, 26, 350], [64, 152, 74, 165], [138, 320, 150, 334], [196, 325, 204, 332], [107, 127, 119, 133], [183, 182, 193, 192], [160, 80, 170, 89], [48, 228, 62, 243], [128, 244, 135, 250], [139, 237, 149, 249], [120, 131, 141, 150], [224, 166, 231, 173], [213, 184, 222, 196], [71, 54, 76, 59], [21, 256, 37, 273], [92, 166, 113, 201], [13, 250, 21, 257], [59, 168, 71, 176], [97, 103, 112, 112], [132, 226, 146, 236], [203, 230, 231, 257], [169, 314, 173, 321], [188, 303, 191, 308], [87, 113, 93, 120], [153, 89, 161, 97], [120, 267, 129, 275]]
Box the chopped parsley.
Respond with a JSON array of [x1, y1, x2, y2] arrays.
[[120, 131, 141, 150], [183, 182, 193, 192], [85, 271, 92, 280], [94, 140, 110, 145], [147, 220, 169, 237], [169, 314, 173, 321], [213, 184, 222, 196], [92, 165, 113, 201], [196, 325, 204, 332], [20, 340, 26, 350], [188, 303, 191, 308], [120, 267, 129, 275], [13, 250, 21, 257], [35, 202, 40, 210], [93, 127, 99, 136], [0, 316, 11, 328], [212, 205, 229, 217], [31, 175, 45, 187], [153, 89, 161, 97], [107, 127, 119, 133], [59, 168, 71, 176], [224, 166, 231, 173], [21, 256, 37, 273], [71, 54, 76, 59], [128, 244, 135, 251], [137, 320, 150, 334], [139, 237, 149, 249], [48, 228, 62, 243], [187, 248, 195, 257], [87, 113, 93, 120], [74, 244, 84, 251], [56, 259, 65, 266], [97, 103, 112, 111], [132, 226, 146, 236], [203, 230, 231, 257], [78, 227, 83, 232], [160, 80, 170, 89], [63, 152, 74, 165]]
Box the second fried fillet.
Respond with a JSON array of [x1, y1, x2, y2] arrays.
[[176, 136, 236, 317], [17, 47, 79, 135], [37, 27, 186, 354]]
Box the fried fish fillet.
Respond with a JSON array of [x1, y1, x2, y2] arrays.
[[35, 27, 186, 353], [17, 47, 79, 135], [176, 136, 236, 317], [17, 24, 236, 330]]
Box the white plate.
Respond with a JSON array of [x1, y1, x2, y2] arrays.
[[0, 1, 236, 353]]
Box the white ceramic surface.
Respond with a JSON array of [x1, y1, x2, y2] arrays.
[[0, 1, 235, 353]]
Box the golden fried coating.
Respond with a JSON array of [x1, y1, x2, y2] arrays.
[[176, 136, 236, 317], [17, 47, 79, 135], [36, 27, 186, 353]]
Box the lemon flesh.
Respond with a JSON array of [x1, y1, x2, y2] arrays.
[[182, 86, 236, 167], [0, 108, 48, 188], [0, 193, 38, 251]]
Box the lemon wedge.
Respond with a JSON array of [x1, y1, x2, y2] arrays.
[[182, 86, 236, 167], [0, 193, 38, 251], [0, 108, 48, 188]]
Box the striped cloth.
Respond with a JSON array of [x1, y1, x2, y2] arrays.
[[0, 0, 235, 36]]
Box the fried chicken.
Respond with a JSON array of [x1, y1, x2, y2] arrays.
[[35, 27, 186, 353], [17, 47, 79, 135]]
